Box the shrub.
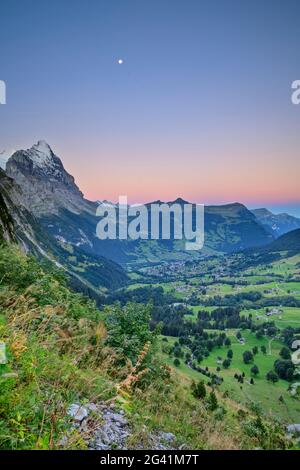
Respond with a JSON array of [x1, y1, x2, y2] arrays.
[[191, 380, 206, 400]]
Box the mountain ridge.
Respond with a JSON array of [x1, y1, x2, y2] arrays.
[[4, 140, 293, 265], [262, 227, 300, 254], [251, 207, 300, 236]]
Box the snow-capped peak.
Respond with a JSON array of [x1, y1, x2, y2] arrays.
[[4, 140, 84, 216], [33, 140, 52, 154], [27, 140, 54, 167], [0, 141, 54, 171]]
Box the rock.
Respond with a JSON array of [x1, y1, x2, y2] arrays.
[[103, 411, 128, 426], [94, 442, 110, 450], [86, 403, 98, 412], [157, 431, 176, 443], [67, 404, 89, 422], [147, 431, 177, 450], [88, 405, 130, 450], [57, 436, 69, 447], [286, 424, 300, 435], [79, 419, 89, 432], [66, 401, 182, 450]]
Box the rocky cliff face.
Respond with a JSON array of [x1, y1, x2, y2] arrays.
[[6, 141, 94, 216], [0, 169, 15, 243], [0, 165, 127, 293], [0, 166, 60, 253]]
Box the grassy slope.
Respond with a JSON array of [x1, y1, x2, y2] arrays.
[[0, 244, 278, 450]]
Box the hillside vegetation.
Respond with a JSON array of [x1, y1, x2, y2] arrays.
[[0, 243, 289, 450]]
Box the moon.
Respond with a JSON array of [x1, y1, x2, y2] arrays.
[[117, 59, 124, 65]]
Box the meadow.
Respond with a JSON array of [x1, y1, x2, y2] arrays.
[[146, 253, 300, 423]]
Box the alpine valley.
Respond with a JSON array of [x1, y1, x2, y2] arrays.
[[1, 141, 300, 450]]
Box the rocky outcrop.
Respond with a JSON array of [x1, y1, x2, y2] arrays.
[[0, 166, 62, 254], [0, 167, 35, 246], [0, 172, 15, 243], [66, 402, 178, 450], [286, 424, 300, 436]]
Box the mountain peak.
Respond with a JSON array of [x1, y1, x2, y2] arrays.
[[171, 197, 190, 205], [5, 140, 91, 216], [251, 208, 273, 216], [23, 140, 56, 169], [32, 140, 52, 155], [0, 142, 53, 171]]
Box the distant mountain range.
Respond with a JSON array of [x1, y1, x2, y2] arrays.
[[0, 140, 299, 278], [251, 208, 300, 237]]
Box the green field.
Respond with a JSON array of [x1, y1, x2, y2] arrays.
[[161, 330, 300, 422], [242, 307, 300, 329], [153, 253, 300, 423]]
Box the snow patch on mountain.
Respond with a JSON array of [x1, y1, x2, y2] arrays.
[[29, 140, 53, 166], [0, 149, 15, 170], [1, 141, 55, 172], [21, 140, 64, 178]]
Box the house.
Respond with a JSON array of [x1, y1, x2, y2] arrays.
[[266, 308, 283, 317], [270, 308, 283, 315]]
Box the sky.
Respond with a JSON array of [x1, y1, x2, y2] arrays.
[[0, 0, 300, 216]]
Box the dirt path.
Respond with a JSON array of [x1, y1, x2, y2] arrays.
[[268, 338, 275, 355]]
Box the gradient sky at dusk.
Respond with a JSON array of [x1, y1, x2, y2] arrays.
[[0, 0, 300, 215]]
